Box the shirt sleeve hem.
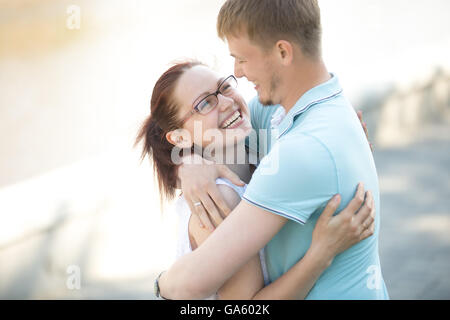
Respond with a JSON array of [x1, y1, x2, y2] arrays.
[[242, 195, 307, 225]]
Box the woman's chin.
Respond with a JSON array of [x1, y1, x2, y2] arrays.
[[239, 120, 253, 137]]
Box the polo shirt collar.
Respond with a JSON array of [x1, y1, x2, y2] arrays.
[[276, 73, 343, 139]]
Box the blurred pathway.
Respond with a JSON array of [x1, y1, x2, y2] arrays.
[[1, 124, 448, 299], [375, 124, 450, 299]]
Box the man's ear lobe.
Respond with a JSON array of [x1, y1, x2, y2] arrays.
[[166, 129, 193, 148], [276, 40, 294, 65]]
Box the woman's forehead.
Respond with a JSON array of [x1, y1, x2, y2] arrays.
[[182, 65, 220, 88], [176, 65, 222, 104]]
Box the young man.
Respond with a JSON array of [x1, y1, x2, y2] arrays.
[[159, 0, 389, 299]]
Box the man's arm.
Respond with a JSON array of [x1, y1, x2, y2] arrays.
[[251, 185, 375, 299], [159, 200, 287, 299], [184, 182, 374, 300], [176, 110, 373, 231]]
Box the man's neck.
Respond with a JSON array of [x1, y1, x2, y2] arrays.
[[281, 59, 331, 113]]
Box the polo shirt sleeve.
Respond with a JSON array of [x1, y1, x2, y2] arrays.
[[242, 132, 339, 224]]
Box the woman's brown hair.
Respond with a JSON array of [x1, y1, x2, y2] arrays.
[[135, 60, 203, 204]]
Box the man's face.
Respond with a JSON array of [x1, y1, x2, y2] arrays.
[[227, 35, 282, 106]]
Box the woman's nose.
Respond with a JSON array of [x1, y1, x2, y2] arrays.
[[218, 93, 234, 112]]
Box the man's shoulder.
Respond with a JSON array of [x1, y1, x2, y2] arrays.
[[295, 98, 352, 127], [287, 101, 360, 148], [253, 131, 338, 183], [276, 130, 334, 159]]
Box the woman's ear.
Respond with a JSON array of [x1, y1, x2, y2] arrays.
[[166, 129, 193, 148]]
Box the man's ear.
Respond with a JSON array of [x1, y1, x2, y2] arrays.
[[275, 40, 294, 66], [166, 129, 193, 148]]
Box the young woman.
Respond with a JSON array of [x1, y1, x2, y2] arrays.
[[136, 60, 375, 299]]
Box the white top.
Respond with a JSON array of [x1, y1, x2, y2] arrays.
[[174, 178, 270, 300]]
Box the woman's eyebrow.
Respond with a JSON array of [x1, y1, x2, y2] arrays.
[[216, 77, 225, 88], [192, 77, 225, 106]]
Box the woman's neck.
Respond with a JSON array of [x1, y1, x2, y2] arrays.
[[204, 140, 253, 184], [226, 161, 252, 185]]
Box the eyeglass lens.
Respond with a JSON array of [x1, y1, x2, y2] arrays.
[[197, 76, 237, 114]]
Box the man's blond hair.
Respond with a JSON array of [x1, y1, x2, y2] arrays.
[[217, 0, 322, 59]]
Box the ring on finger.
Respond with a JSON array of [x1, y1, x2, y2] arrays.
[[193, 201, 202, 207]]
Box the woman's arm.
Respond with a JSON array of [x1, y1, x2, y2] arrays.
[[251, 244, 330, 300], [188, 184, 265, 300], [189, 183, 375, 300]]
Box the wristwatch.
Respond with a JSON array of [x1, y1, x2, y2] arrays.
[[154, 271, 167, 299]]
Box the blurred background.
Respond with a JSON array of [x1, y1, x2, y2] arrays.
[[0, 0, 449, 299]]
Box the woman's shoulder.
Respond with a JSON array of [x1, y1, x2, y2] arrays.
[[174, 193, 190, 218], [215, 177, 247, 197]]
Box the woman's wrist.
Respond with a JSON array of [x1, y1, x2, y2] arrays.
[[305, 245, 334, 270]]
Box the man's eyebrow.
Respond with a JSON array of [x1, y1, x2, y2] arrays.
[[192, 77, 225, 106], [230, 53, 244, 60]]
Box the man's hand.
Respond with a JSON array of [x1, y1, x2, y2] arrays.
[[178, 154, 245, 230], [357, 110, 374, 152]]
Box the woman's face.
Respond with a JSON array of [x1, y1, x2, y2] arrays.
[[173, 65, 252, 151]]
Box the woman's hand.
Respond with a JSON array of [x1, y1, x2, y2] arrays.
[[178, 153, 245, 231], [357, 110, 373, 152], [309, 183, 375, 267]]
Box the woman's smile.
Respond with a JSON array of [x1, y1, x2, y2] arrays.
[[220, 109, 243, 129]]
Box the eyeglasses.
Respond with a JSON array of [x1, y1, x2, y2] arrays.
[[179, 75, 238, 125]]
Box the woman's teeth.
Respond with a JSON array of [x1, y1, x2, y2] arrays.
[[222, 110, 242, 129]]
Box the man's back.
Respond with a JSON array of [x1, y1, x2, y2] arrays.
[[243, 75, 389, 299]]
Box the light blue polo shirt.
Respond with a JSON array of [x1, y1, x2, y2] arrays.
[[243, 74, 389, 299]]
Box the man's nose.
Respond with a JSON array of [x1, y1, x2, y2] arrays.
[[234, 60, 244, 79]]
